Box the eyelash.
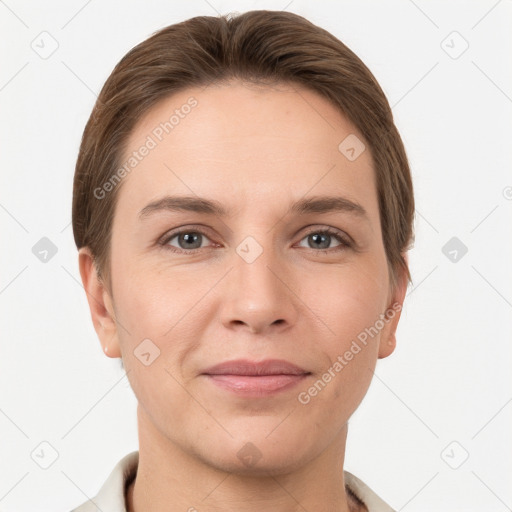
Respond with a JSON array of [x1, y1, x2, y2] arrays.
[[158, 226, 353, 255]]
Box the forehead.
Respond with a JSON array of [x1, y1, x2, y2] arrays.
[[116, 80, 378, 220], [126, 80, 366, 157]]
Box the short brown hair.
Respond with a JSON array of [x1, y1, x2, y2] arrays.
[[72, 10, 414, 293]]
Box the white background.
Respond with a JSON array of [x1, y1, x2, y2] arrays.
[[1, 1, 511, 511]]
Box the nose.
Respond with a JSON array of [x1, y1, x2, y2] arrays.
[[219, 241, 299, 336]]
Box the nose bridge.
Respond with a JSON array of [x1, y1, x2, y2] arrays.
[[236, 236, 281, 296]]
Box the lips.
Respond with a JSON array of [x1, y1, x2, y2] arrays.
[[201, 359, 311, 397], [202, 359, 309, 376]]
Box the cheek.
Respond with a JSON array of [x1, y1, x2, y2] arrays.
[[114, 268, 197, 417], [112, 260, 209, 373], [300, 261, 388, 347], [296, 261, 386, 403], [113, 255, 186, 328]]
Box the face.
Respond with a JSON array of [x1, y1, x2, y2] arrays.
[[81, 80, 406, 474]]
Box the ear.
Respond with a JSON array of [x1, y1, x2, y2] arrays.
[[378, 253, 409, 359], [78, 247, 122, 358]]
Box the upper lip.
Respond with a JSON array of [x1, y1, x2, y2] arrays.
[[202, 359, 309, 376]]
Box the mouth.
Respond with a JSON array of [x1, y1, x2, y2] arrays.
[[201, 359, 311, 397]]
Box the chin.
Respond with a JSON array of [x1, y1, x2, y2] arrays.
[[194, 430, 314, 477]]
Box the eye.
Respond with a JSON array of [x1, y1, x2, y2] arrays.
[[297, 228, 352, 253], [158, 226, 352, 254], [159, 228, 215, 253]]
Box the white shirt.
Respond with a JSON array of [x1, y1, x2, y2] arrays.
[[71, 451, 395, 512]]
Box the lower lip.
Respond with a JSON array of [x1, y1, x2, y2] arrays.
[[204, 374, 309, 397]]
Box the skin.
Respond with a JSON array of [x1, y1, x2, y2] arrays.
[[79, 80, 408, 512]]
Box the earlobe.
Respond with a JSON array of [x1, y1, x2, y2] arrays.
[[78, 247, 122, 358], [378, 256, 409, 359]]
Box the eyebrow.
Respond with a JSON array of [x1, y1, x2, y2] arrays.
[[138, 195, 369, 221]]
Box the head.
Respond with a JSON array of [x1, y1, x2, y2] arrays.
[[74, 10, 414, 473]]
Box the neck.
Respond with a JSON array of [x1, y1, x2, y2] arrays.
[[127, 406, 365, 512]]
